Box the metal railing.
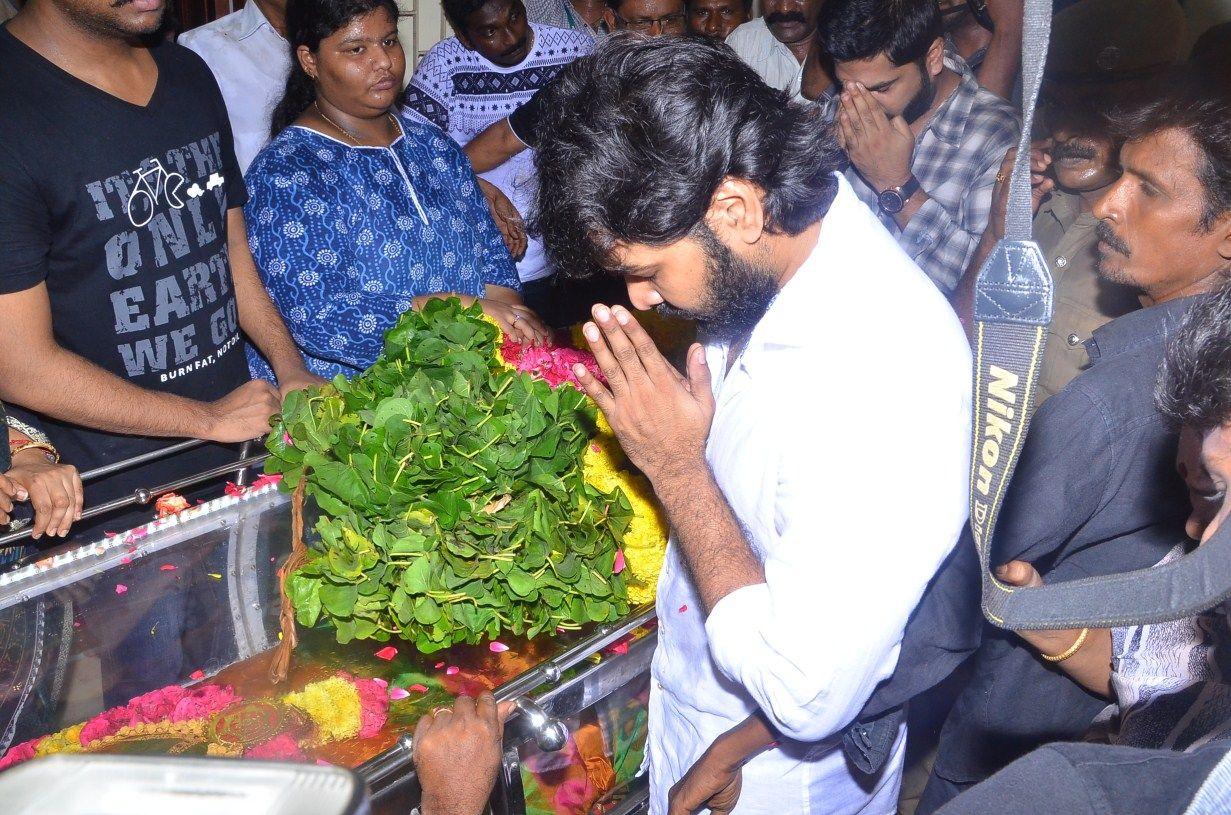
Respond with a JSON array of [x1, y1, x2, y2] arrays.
[[0, 438, 263, 548]]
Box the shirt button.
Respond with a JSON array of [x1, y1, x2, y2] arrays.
[[1056, 256, 1068, 268], [1067, 333, 1082, 347]]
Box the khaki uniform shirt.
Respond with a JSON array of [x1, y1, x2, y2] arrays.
[[1036, 190, 1142, 400]]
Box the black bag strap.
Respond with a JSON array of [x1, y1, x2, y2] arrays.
[[971, 0, 1231, 630]]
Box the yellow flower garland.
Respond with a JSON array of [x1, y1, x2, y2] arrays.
[[583, 415, 668, 606], [283, 676, 362, 745]]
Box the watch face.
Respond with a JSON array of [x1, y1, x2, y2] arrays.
[[878, 190, 905, 214]]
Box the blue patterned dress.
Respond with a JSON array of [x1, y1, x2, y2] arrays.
[[244, 112, 520, 381]]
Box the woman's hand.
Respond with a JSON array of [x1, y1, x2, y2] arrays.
[[477, 178, 527, 261], [5, 448, 83, 539], [411, 291, 550, 346], [478, 298, 551, 346]]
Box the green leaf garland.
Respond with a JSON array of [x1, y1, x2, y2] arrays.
[[266, 298, 631, 652]]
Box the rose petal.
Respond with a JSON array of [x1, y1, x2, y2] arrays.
[[160, 564, 176, 572], [374, 646, 398, 661], [120, 556, 132, 565], [371, 677, 388, 688], [189, 670, 205, 681], [613, 551, 626, 574], [434, 662, 445, 669], [115, 584, 128, 595], [678, 604, 688, 613], [387, 687, 411, 701], [607, 641, 629, 655], [489, 641, 509, 653], [445, 666, 460, 676], [409, 684, 430, 693]]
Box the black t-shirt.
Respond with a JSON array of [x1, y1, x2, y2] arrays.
[[0, 30, 250, 529], [508, 85, 547, 150]]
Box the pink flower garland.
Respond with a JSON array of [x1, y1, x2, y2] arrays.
[[337, 671, 390, 739], [0, 671, 389, 770], [500, 335, 604, 390]]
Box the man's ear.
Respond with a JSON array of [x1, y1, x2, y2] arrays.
[[705, 177, 766, 247], [925, 37, 945, 79], [296, 44, 317, 79], [1215, 210, 1231, 264], [454, 24, 474, 50], [603, 7, 617, 30]]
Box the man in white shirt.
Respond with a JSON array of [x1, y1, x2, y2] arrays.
[[179, 0, 290, 174], [532, 36, 971, 814], [725, 0, 822, 98]]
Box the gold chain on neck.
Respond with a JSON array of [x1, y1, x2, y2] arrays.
[[313, 101, 397, 146]]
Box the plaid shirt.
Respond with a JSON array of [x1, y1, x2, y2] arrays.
[[828, 53, 1020, 294]]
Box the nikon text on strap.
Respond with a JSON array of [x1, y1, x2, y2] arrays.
[[970, 0, 1231, 630]]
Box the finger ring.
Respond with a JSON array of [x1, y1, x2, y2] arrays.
[[432, 707, 452, 717], [995, 172, 1007, 184], [512, 314, 522, 323]]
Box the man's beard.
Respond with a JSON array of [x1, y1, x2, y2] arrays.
[[654, 225, 780, 345], [1094, 220, 1134, 284], [65, 0, 165, 38], [902, 67, 937, 124]]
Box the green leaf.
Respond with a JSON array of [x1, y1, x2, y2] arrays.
[[400, 555, 431, 591], [506, 568, 536, 597], [319, 582, 358, 617], [414, 596, 442, 625], [289, 573, 322, 627]]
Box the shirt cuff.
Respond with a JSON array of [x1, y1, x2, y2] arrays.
[[704, 582, 772, 684], [899, 195, 947, 257]]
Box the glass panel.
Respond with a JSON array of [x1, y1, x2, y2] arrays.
[[0, 484, 654, 774]]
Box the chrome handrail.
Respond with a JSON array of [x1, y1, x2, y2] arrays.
[[0, 446, 269, 549], [358, 605, 656, 789]]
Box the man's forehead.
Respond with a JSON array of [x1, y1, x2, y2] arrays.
[[620, 0, 685, 16], [836, 54, 905, 83], [1122, 127, 1202, 191], [468, 0, 516, 25], [691, 0, 737, 10]]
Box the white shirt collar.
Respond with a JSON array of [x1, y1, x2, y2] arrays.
[[737, 173, 865, 355], [236, 0, 276, 41]]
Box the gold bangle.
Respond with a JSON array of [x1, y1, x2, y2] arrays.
[[1040, 627, 1089, 662], [9, 441, 60, 464]]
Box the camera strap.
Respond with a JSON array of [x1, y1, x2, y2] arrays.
[[971, 0, 1231, 630]]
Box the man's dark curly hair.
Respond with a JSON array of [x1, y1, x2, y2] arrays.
[[528, 34, 843, 279], [1156, 281, 1231, 433]]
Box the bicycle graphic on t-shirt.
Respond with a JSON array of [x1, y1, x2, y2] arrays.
[[125, 158, 186, 228]]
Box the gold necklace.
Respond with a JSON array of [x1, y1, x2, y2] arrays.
[[314, 101, 397, 146]]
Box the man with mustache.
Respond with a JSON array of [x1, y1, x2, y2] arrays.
[[725, 0, 822, 98], [918, 75, 1231, 813], [532, 36, 972, 815], [403, 0, 591, 323], [953, 92, 1142, 402], [817, 0, 1018, 295]]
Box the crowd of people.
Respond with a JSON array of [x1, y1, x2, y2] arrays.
[[1, 0, 1230, 811]]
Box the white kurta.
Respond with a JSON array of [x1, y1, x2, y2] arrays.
[[648, 175, 972, 815]]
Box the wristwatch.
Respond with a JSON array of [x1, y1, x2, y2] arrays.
[[877, 175, 921, 215]]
